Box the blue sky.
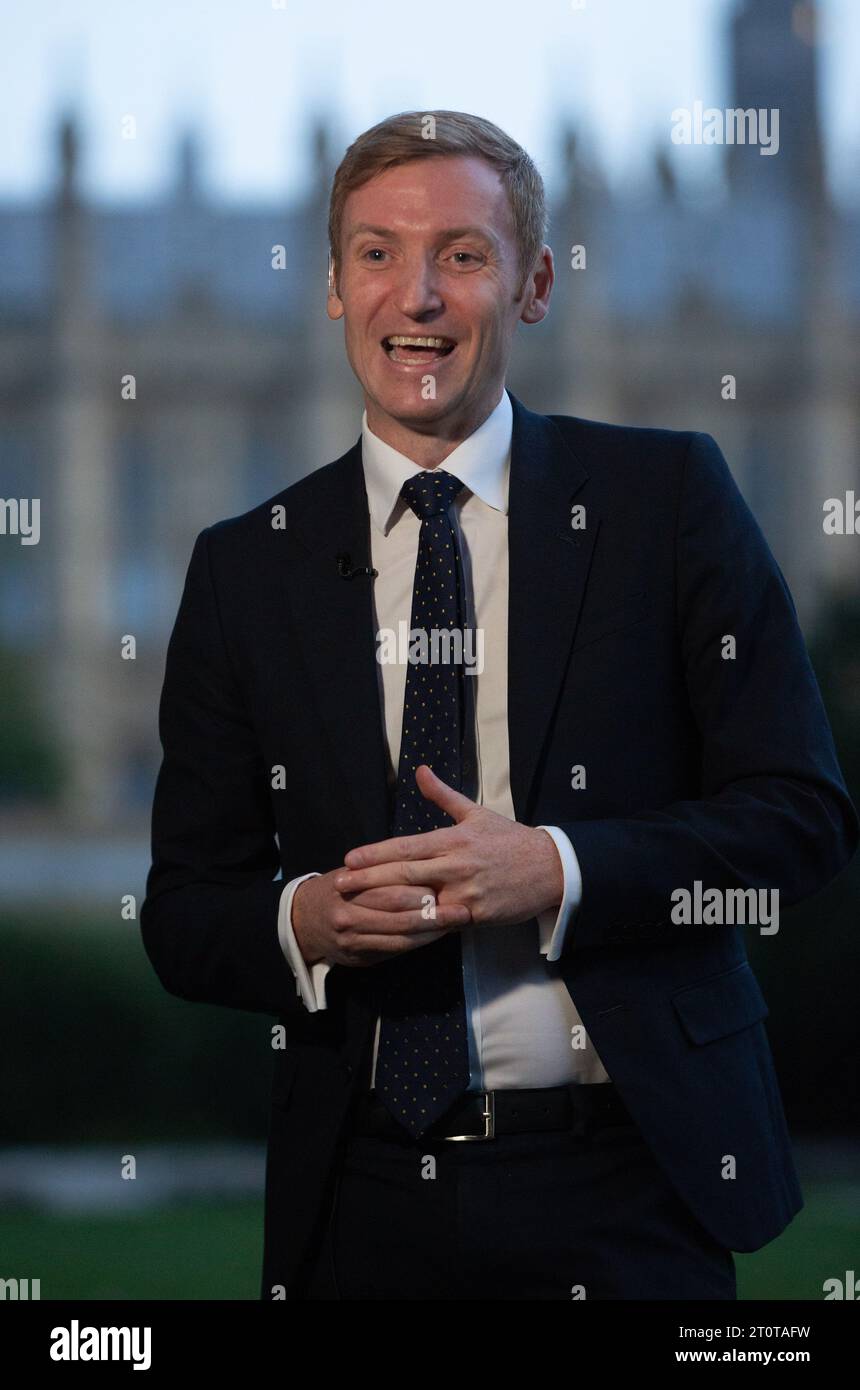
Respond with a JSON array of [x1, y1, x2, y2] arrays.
[[1, 0, 858, 205]]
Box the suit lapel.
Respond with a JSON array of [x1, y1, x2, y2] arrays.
[[506, 392, 598, 821], [282, 392, 601, 847], [282, 441, 393, 849]]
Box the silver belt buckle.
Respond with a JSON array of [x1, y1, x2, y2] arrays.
[[443, 1091, 495, 1142]]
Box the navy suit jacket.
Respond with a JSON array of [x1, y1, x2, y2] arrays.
[[140, 391, 858, 1297]]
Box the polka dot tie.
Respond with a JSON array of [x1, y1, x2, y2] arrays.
[[374, 468, 471, 1138]]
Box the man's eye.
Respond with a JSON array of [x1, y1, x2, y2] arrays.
[[450, 252, 480, 265], [362, 248, 388, 262]]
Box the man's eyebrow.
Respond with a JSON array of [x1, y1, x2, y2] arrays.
[[440, 226, 498, 246], [347, 223, 399, 242], [346, 222, 498, 246]]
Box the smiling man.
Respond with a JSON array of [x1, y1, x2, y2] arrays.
[[141, 110, 858, 1301], [331, 149, 543, 466]]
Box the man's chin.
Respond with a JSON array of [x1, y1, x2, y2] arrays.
[[366, 384, 465, 430]]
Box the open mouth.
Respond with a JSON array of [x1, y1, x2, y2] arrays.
[[382, 335, 457, 365]]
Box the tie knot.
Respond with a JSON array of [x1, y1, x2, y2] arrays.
[[400, 469, 464, 521]]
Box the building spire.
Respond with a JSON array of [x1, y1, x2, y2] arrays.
[[727, 0, 825, 205], [56, 111, 81, 210]]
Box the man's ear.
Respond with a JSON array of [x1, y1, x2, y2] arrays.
[[327, 254, 344, 320], [519, 245, 554, 326]]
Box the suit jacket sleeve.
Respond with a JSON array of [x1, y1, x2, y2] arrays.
[[558, 431, 859, 953], [140, 526, 302, 1016]]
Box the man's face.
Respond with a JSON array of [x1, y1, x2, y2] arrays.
[[328, 154, 551, 442]]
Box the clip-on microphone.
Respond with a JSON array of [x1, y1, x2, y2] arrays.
[[336, 553, 377, 579]]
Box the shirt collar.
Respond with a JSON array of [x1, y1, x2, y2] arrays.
[[361, 387, 512, 536]]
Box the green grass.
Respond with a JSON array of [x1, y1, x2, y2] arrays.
[[0, 1201, 264, 1300], [1, 1180, 856, 1300], [735, 1181, 860, 1301]]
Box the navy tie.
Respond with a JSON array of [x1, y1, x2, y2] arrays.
[[374, 468, 471, 1137]]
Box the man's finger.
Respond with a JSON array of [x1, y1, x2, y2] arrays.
[[335, 859, 460, 894], [414, 763, 477, 822], [336, 900, 469, 936], [346, 884, 445, 912], [342, 824, 457, 870]]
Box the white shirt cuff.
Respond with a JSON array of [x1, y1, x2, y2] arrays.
[[534, 825, 582, 962], [277, 873, 331, 1012]]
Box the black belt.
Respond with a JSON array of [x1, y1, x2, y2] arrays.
[[350, 1082, 633, 1142]]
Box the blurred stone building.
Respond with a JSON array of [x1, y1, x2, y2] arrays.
[[0, 0, 857, 828]]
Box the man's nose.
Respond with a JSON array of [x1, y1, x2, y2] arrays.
[[391, 255, 445, 319]]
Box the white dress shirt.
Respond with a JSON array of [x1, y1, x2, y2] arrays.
[[277, 387, 610, 1088]]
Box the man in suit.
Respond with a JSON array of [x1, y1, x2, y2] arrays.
[[140, 110, 858, 1301]]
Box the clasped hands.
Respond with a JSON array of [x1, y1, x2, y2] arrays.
[[291, 763, 564, 968]]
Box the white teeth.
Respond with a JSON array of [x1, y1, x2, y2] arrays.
[[385, 336, 453, 348]]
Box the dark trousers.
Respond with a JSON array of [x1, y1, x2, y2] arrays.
[[303, 1111, 736, 1300]]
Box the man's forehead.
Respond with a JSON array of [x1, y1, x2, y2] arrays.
[[342, 158, 513, 236]]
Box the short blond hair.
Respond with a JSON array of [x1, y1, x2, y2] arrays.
[[328, 110, 547, 299]]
